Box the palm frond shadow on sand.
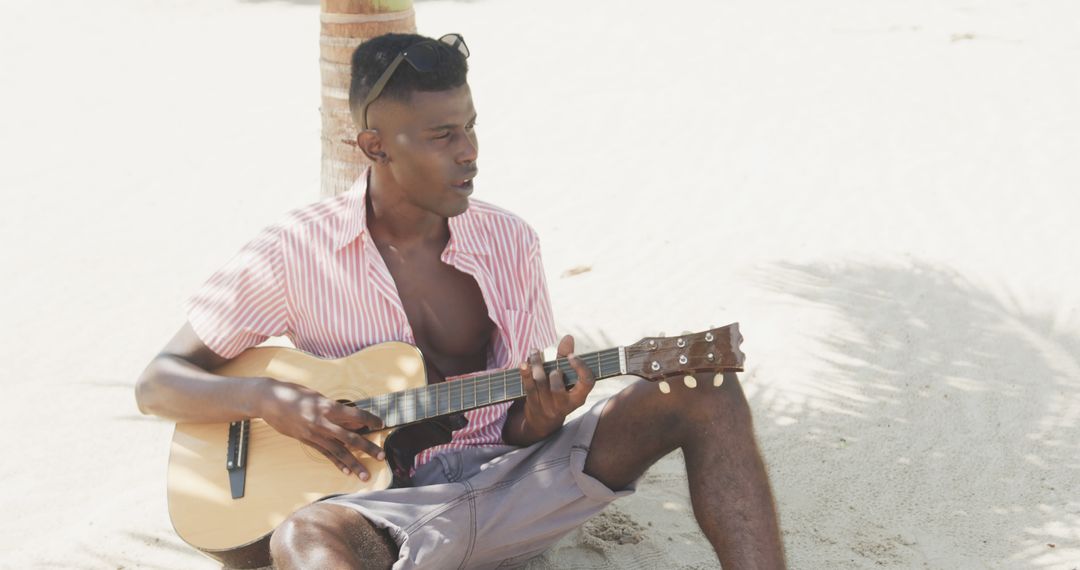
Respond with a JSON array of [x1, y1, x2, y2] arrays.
[[750, 260, 1079, 567]]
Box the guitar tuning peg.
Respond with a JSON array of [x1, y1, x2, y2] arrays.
[[658, 381, 671, 394], [713, 373, 725, 387], [683, 375, 698, 388]]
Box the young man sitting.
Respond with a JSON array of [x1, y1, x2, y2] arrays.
[[135, 32, 785, 569]]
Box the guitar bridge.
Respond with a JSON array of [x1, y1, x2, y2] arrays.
[[226, 420, 249, 499]]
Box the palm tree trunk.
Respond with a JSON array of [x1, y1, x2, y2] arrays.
[[320, 0, 415, 197]]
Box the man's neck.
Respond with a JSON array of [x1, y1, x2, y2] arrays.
[[367, 167, 450, 251]]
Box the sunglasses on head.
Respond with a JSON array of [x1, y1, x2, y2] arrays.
[[358, 33, 470, 130]]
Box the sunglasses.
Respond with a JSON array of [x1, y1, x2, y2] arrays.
[[358, 33, 470, 130]]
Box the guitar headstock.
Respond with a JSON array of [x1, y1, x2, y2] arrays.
[[624, 323, 744, 382]]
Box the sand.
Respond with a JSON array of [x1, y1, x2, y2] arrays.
[[1, 0, 1078, 568]]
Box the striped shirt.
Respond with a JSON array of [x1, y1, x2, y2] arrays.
[[185, 171, 558, 469]]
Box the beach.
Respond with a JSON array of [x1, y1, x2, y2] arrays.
[[1, 0, 1078, 567]]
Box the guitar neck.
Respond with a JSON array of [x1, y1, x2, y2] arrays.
[[352, 347, 624, 429]]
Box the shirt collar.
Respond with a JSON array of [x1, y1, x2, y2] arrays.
[[333, 168, 488, 256]]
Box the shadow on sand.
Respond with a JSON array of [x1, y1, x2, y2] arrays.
[[750, 259, 1079, 567]]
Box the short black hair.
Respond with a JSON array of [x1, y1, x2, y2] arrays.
[[348, 33, 469, 128]]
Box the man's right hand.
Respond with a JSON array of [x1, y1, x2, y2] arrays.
[[137, 323, 387, 480], [257, 379, 386, 481]]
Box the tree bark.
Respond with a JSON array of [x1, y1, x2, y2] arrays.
[[320, 0, 416, 197]]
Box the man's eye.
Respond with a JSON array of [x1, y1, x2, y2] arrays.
[[434, 132, 450, 139], [466, 122, 477, 131]]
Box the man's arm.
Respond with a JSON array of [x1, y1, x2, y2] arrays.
[[136, 323, 386, 480], [136, 322, 265, 422]]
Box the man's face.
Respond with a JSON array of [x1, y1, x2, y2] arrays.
[[372, 83, 479, 218]]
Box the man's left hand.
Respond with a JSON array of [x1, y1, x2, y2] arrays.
[[516, 334, 596, 441]]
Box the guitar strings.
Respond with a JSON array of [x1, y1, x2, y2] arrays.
[[372, 351, 623, 427], [361, 349, 624, 428]]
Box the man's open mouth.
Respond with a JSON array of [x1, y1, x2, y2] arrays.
[[451, 177, 475, 193]]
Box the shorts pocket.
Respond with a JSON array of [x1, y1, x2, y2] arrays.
[[436, 451, 465, 483]]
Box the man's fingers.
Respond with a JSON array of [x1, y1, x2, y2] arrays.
[[306, 440, 346, 473], [326, 423, 385, 461], [566, 352, 595, 384], [556, 334, 575, 358], [307, 435, 370, 481], [530, 350, 546, 382], [332, 403, 384, 431], [548, 358, 568, 394], [520, 361, 538, 398], [567, 353, 596, 406], [529, 350, 552, 404]]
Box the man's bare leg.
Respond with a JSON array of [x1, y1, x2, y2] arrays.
[[269, 502, 397, 569], [584, 371, 785, 569]]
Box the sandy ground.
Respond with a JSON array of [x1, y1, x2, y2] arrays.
[[2, 0, 1079, 568]]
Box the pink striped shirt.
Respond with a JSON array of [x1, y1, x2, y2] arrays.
[[185, 171, 558, 469]]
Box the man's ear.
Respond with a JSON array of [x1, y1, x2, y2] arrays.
[[357, 130, 388, 164]]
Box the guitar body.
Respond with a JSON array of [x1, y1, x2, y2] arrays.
[[167, 342, 428, 567]]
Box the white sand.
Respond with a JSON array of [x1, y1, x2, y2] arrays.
[[2, 0, 1078, 568]]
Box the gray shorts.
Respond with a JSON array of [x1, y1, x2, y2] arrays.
[[323, 397, 635, 569]]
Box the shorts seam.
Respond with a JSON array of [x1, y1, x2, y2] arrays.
[[456, 480, 479, 570], [402, 486, 472, 535]]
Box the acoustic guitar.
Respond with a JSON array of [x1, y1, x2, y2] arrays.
[[167, 323, 745, 568]]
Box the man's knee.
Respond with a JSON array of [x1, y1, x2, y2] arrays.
[[604, 372, 753, 445], [269, 502, 395, 565], [269, 503, 341, 558], [674, 371, 754, 429]]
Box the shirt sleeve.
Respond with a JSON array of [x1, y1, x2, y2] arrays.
[[183, 226, 290, 359]]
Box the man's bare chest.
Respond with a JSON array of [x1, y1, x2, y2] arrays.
[[375, 243, 494, 381]]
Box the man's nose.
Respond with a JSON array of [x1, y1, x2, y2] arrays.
[[457, 132, 478, 164]]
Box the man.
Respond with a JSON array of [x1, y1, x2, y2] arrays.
[[136, 33, 784, 569]]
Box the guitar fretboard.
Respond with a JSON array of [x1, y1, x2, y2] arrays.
[[352, 347, 623, 429]]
